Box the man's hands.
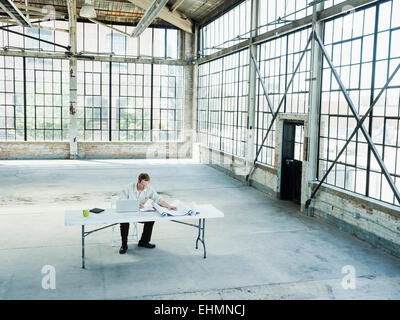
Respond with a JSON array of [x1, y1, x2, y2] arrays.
[[139, 204, 144, 209], [160, 200, 177, 211]]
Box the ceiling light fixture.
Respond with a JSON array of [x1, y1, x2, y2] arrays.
[[80, 0, 97, 19]]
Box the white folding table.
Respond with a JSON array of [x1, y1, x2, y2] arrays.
[[64, 204, 224, 269]]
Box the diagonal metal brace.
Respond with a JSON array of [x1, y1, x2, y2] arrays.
[[250, 50, 275, 117], [0, 26, 71, 51], [306, 63, 400, 208], [246, 32, 313, 181], [307, 32, 400, 207]]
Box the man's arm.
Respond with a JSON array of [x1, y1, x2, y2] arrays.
[[160, 200, 177, 211], [148, 187, 176, 210]]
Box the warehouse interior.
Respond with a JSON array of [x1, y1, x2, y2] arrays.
[[0, 0, 399, 300]]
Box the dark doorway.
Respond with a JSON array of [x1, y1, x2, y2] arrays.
[[280, 121, 304, 204]]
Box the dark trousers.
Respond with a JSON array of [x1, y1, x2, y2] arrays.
[[120, 222, 154, 247]]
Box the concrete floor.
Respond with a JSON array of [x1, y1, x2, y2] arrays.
[[0, 159, 399, 300]]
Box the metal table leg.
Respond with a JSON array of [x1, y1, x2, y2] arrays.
[[172, 218, 207, 259], [80, 223, 119, 269], [82, 225, 85, 269], [196, 219, 201, 249], [195, 219, 206, 258], [201, 219, 206, 259]]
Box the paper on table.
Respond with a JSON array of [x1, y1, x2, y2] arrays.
[[140, 205, 155, 212], [153, 200, 200, 217]]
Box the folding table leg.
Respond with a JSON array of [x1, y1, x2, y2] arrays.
[[82, 225, 85, 269], [195, 219, 206, 258], [201, 219, 206, 259], [196, 219, 201, 249]]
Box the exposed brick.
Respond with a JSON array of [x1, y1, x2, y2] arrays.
[[0, 141, 192, 160]]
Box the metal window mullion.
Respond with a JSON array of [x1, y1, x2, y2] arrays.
[[206, 63, 210, 147], [255, 45, 261, 161], [150, 63, 154, 142], [219, 61, 224, 151], [164, 29, 167, 59], [109, 62, 112, 141], [366, 4, 380, 197], [284, 35, 289, 113], [383, 4, 394, 201], [260, 48, 266, 163], [21, 57, 27, 141], [12, 67, 15, 139], [316, 23, 326, 180], [235, 53, 241, 156]]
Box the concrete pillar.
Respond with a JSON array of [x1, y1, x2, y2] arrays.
[[67, 0, 78, 159], [191, 25, 199, 161], [303, 3, 324, 212], [182, 29, 195, 158], [245, 0, 259, 177]]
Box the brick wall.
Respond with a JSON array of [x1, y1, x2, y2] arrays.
[[198, 145, 278, 196], [0, 141, 192, 160], [310, 184, 400, 257], [0, 142, 70, 159]]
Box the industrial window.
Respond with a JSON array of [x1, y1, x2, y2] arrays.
[[258, 0, 313, 35], [0, 21, 69, 52], [197, 50, 249, 157], [76, 61, 183, 142], [78, 22, 179, 58], [153, 28, 179, 59], [220, 50, 248, 157], [255, 27, 311, 167], [197, 63, 210, 148], [319, 0, 400, 206], [112, 62, 151, 142], [0, 56, 23, 141], [0, 57, 69, 141], [26, 58, 69, 141], [207, 58, 223, 150], [77, 60, 109, 141], [294, 124, 304, 161], [200, 0, 251, 56], [0, 22, 178, 59], [152, 64, 183, 141], [324, 0, 350, 10]]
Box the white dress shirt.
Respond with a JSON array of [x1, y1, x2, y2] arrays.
[[117, 182, 163, 205]]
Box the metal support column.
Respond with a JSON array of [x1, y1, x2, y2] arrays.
[[305, 1, 324, 212], [82, 225, 85, 269], [245, 0, 259, 182], [67, 0, 78, 158]]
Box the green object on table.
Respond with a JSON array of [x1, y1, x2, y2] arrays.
[[83, 209, 90, 217]]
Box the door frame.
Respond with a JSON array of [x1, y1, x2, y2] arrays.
[[276, 114, 308, 202]]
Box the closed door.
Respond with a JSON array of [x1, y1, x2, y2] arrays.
[[281, 121, 303, 204]]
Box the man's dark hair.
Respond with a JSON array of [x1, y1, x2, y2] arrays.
[[138, 173, 150, 182]]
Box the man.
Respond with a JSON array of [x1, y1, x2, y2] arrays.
[[117, 173, 176, 254]]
